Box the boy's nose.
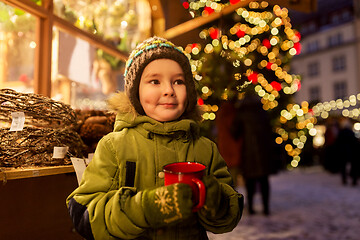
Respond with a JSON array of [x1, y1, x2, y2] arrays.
[[163, 83, 175, 96]]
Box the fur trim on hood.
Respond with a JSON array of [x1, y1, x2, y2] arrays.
[[107, 91, 138, 119]]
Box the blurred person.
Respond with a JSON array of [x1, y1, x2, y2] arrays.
[[216, 100, 243, 187], [322, 117, 340, 173], [335, 117, 359, 186], [232, 94, 280, 215]]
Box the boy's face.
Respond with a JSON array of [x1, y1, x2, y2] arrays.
[[139, 59, 187, 122]]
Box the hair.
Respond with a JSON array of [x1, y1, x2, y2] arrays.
[[124, 36, 202, 122]]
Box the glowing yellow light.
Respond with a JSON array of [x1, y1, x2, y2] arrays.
[[202, 86, 209, 94], [242, 10, 249, 18], [285, 74, 293, 83], [204, 44, 214, 54], [306, 123, 314, 129], [274, 17, 282, 25], [191, 64, 197, 72], [229, 41, 235, 50], [29, 41, 37, 49], [244, 58, 252, 66], [209, 113, 216, 120], [342, 109, 350, 117], [271, 63, 278, 71], [212, 39, 220, 46], [199, 31, 207, 39], [270, 38, 278, 46], [271, 28, 279, 35], [320, 112, 329, 119], [211, 105, 219, 112], [289, 48, 297, 55], [195, 75, 202, 81], [301, 101, 309, 108], [290, 160, 298, 168], [285, 144, 293, 152], [344, 100, 351, 108], [202, 113, 209, 120], [261, 1, 269, 8], [259, 20, 266, 28], [192, 47, 200, 55], [239, 38, 246, 45], [258, 89, 266, 97], [293, 138, 300, 145], [260, 60, 267, 67], [283, 87, 291, 94], [268, 52, 276, 59], [260, 46, 268, 55], [275, 137, 283, 144], [251, 28, 259, 35], [349, 94, 356, 102], [297, 142, 304, 149], [354, 122, 360, 131]]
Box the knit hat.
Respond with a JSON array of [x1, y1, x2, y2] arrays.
[[124, 36, 199, 120]]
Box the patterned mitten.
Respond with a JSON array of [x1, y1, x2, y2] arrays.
[[142, 183, 194, 227], [198, 175, 226, 219]]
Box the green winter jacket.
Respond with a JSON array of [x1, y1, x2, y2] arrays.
[[66, 94, 243, 240]]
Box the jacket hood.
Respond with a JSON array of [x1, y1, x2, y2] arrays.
[[107, 92, 200, 138]]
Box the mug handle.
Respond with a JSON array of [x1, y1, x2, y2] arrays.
[[191, 178, 206, 212]]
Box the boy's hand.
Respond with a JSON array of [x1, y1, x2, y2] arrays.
[[142, 183, 193, 227], [198, 175, 225, 219]]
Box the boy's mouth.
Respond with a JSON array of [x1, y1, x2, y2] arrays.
[[160, 103, 177, 107]]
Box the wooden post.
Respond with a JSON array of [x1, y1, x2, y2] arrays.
[[33, 0, 53, 97]]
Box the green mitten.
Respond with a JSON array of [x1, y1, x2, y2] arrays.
[[142, 183, 194, 227], [198, 175, 226, 219]]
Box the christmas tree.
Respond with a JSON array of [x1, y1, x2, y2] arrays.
[[183, 0, 317, 168]]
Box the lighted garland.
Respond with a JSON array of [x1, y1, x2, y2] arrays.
[[182, 0, 243, 18], [312, 94, 360, 120], [185, 1, 305, 166]]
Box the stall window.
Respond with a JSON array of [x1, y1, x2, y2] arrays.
[[0, 0, 152, 110], [0, 2, 36, 92], [53, 0, 151, 54]]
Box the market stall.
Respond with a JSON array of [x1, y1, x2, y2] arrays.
[[0, 0, 316, 239]]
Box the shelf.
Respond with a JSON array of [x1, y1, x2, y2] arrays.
[[0, 165, 75, 181]]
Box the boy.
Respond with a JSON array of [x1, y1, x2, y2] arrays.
[[67, 36, 243, 240]]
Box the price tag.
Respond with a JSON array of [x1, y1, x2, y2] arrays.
[[52, 146, 69, 159], [71, 157, 87, 185], [9, 112, 25, 131], [86, 153, 94, 165]]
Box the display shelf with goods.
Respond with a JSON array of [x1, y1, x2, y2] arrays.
[[0, 89, 84, 174]]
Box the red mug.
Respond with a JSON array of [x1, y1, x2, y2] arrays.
[[163, 162, 206, 212]]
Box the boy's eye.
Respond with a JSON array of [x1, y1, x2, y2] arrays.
[[174, 79, 185, 85], [149, 79, 160, 84]]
